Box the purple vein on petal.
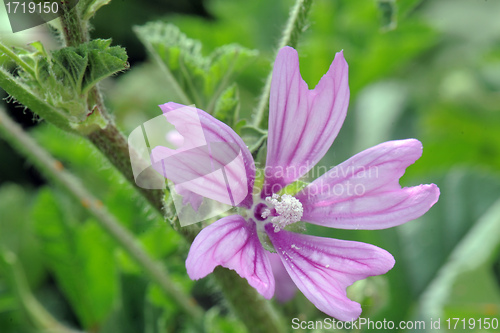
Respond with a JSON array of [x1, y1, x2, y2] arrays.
[[263, 47, 350, 196]]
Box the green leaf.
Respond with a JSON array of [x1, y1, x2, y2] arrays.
[[82, 39, 129, 93], [397, 0, 425, 18], [0, 185, 44, 332], [204, 308, 248, 333], [49, 39, 129, 96], [0, 292, 16, 315], [385, 169, 500, 324], [213, 84, 239, 127], [146, 282, 200, 333], [99, 274, 148, 333], [0, 66, 72, 131], [376, 0, 397, 30], [239, 125, 267, 154], [31, 188, 117, 329], [354, 80, 407, 152], [1, 40, 84, 122], [0, 185, 44, 288], [419, 104, 500, 173], [50, 46, 88, 93], [419, 196, 500, 321], [78, 0, 112, 21], [134, 22, 258, 112], [0, 39, 127, 127], [0, 250, 70, 333]]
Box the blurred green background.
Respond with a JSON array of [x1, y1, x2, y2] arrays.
[[1, 0, 499, 332]]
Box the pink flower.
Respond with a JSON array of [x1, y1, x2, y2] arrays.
[[152, 46, 439, 320]]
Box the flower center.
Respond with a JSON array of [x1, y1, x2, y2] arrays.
[[261, 193, 303, 232]]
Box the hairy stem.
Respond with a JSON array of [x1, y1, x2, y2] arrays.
[[214, 268, 286, 333], [86, 122, 286, 332], [0, 107, 204, 321], [58, 0, 162, 214], [53, 4, 287, 330], [58, 0, 113, 130], [252, 0, 313, 128], [0, 66, 72, 131], [86, 125, 164, 210], [0, 42, 36, 78], [59, 0, 89, 47]]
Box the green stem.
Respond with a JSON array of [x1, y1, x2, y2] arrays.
[[51, 5, 286, 330], [0, 42, 36, 78], [252, 0, 313, 128], [0, 67, 72, 131], [0, 107, 204, 321], [58, 0, 112, 132], [214, 268, 286, 333], [59, 0, 89, 47], [57, 0, 162, 214], [86, 124, 163, 211], [85, 122, 203, 241], [85, 117, 286, 333]]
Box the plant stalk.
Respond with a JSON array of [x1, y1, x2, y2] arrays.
[[252, 0, 313, 128], [0, 107, 204, 321], [59, 0, 89, 47], [53, 4, 288, 330]]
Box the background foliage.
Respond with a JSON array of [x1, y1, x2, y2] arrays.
[[0, 0, 499, 332]]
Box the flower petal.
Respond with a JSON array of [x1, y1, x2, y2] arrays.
[[295, 139, 440, 229], [186, 216, 275, 299], [163, 127, 204, 211], [267, 252, 297, 302], [265, 224, 395, 320], [263, 46, 349, 196], [166, 129, 184, 148], [174, 184, 204, 212], [151, 103, 255, 208]]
